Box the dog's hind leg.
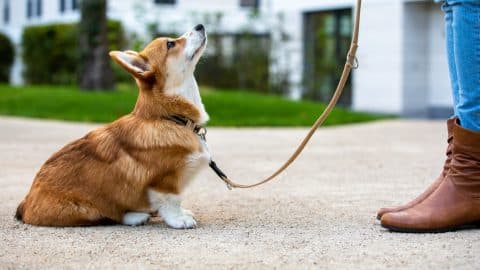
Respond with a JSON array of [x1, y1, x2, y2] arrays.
[[20, 192, 112, 226], [15, 200, 25, 221]]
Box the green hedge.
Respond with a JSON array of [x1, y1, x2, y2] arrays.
[[195, 33, 275, 93], [22, 21, 125, 85], [0, 33, 15, 83]]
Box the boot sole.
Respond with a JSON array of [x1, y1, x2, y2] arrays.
[[381, 221, 480, 233]]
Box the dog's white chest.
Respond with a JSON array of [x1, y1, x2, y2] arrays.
[[188, 139, 211, 170]]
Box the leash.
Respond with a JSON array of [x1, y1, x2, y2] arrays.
[[171, 0, 362, 190]]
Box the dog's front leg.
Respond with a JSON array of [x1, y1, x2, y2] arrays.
[[148, 190, 196, 229]]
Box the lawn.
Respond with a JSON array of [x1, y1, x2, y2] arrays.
[[0, 84, 388, 127]]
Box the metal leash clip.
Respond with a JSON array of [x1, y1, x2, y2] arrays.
[[352, 57, 359, 69], [209, 160, 233, 190], [346, 54, 359, 69], [196, 126, 207, 141]]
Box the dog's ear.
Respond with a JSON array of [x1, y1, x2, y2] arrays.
[[109, 50, 154, 80]]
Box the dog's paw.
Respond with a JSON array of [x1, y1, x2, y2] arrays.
[[122, 212, 151, 226], [163, 212, 197, 229], [181, 208, 195, 217]]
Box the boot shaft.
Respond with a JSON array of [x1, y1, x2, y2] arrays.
[[450, 121, 480, 198], [442, 118, 455, 175]]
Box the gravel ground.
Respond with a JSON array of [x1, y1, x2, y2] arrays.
[[1, 116, 479, 269]]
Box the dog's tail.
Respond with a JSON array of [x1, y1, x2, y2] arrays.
[[15, 200, 25, 221]]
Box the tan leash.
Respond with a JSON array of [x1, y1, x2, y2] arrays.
[[207, 0, 363, 189]]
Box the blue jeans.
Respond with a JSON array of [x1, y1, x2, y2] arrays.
[[442, 0, 480, 131]]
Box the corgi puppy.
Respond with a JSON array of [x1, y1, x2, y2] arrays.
[[15, 24, 210, 228]]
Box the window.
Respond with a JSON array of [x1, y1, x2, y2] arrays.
[[154, 0, 176, 4], [71, 0, 78, 10], [240, 0, 259, 9], [36, 0, 42, 17], [59, 0, 78, 14], [3, 0, 9, 24], [303, 9, 353, 106], [59, 0, 65, 12], [26, 0, 32, 18], [26, 0, 42, 18]]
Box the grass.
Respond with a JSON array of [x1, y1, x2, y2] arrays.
[[0, 84, 389, 127]]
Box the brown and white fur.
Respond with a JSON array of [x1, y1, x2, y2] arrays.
[[15, 25, 210, 228]]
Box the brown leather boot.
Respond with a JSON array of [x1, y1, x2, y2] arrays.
[[381, 121, 480, 233], [376, 118, 455, 220]]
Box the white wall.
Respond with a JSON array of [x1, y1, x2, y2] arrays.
[[2, 0, 29, 85], [352, 0, 405, 114], [403, 1, 429, 117], [401, 1, 452, 117]]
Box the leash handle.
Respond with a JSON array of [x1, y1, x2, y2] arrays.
[[213, 0, 362, 189]]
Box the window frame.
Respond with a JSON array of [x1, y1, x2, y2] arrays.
[[71, 0, 78, 10], [26, 0, 43, 19], [59, 0, 65, 13], [26, 0, 33, 18], [153, 0, 176, 5], [36, 0, 42, 17], [239, 0, 259, 9], [3, 0, 10, 24]]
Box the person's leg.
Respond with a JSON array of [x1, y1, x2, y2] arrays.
[[380, 0, 480, 232], [376, 1, 457, 220], [443, 1, 461, 116], [452, 1, 480, 131]]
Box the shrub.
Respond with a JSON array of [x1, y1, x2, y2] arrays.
[[22, 21, 125, 85], [0, 32, 15, 83], [199, 33, 291, 94], [195, 33, 273, 93], [22, 24, 78, 84]]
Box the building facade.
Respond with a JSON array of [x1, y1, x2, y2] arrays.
[[0, 0, 452, 117]]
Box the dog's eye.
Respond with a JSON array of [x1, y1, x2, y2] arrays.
[[167, 41, 175, 50]]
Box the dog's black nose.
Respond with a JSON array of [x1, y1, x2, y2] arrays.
[[194, 24, 205, 32]]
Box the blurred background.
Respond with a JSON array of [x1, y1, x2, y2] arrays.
[[0, 0, 452, 126]]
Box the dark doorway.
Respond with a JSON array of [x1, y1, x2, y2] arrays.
[[303, 9, 353, 107]]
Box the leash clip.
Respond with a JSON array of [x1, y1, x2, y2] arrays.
[[224, 181, 233, 190], [347, 54, 359, 69], [196, 126, 207, 141], [352, 57, 359, 69], [209, 160, 233, 190]]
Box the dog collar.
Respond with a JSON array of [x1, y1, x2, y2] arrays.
[[165, 115, 207, 141]]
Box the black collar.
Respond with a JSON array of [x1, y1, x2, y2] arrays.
[[165, 115, 207, 140]]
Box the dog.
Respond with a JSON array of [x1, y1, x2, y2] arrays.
[[15, 24, 210, 228]]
